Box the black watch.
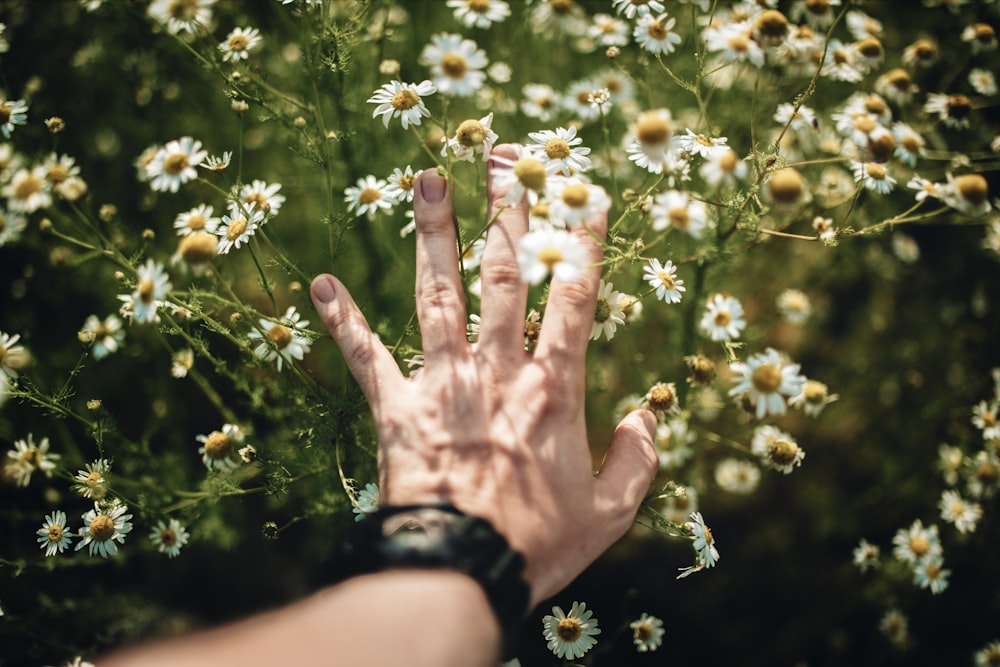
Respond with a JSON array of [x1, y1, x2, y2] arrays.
[[332, 503, 530, 656]]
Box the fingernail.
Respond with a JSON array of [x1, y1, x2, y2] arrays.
[[312, 275, 337, 304], [640, 410, 657, 439], [418, 171, 447, 204]]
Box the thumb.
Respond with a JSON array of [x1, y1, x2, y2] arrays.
[[594, 409, 659, 535]]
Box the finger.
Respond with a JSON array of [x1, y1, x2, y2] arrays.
[[476, 144, 530, 366], [413, 169, 468, 362], [311, 274, 402, 405], [532, 206, 608, 385], [594, 410, 659, 538]]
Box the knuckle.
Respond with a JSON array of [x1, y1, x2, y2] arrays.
[[551, 277, 595, 312], [417, 276, 464, 314], [479, 254, 523, 292]]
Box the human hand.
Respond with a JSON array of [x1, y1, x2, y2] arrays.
[[310, 145, 659, 608]]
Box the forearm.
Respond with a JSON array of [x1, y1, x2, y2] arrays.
[[99, 570, 501, 667]]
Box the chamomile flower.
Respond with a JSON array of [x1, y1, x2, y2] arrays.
[[686, 511, 720, 568], [174, 204, 220, 236], [892, 122, 926, 167], [202, 151, 232, 171], [75, 501, 133, 558], [651, 190, 709, 238], [974, 640, 1000, 667], [630, 613, 665, 652], [0, 96, 28, 138], [634, 13, 683, 55], [447, 0, 510, 29], [704, 21, 765, 68], [149, 518, 190, 558], [547, 177, 609, 228], [962, 22, 998, 54], [940, 173, 992, 218], [875, 68, 918, 106], [729, 348, 806, 420], [521, 83, 560, 122], [643, 258, 685, 304], [367, 80, 436, 130], [71, 459, 111, 499], [891, 519, 942, 565], [384, 166, 421, 204], [146, 137, 207, 193], [970, 68, 998, 97], [851, 160, 896, 194], [4, 166, 52, 213], [913, 555, 950, 594], [938, 489, 982, 534], [148, 0, 215, 34], [37, 511, 72, 557], [0, 209, 27, 247], [626, 109, 676, 174], [674, 129, 730, 160], [589, 14, 630, 47], [6, 434, 59, 487], [219, 26, 261, 62], [643, 381, 681, 417], [248, 306, 312, 371], [790, 0, 841, 30], [128, 259, 172, 324], [526, 126, 592, 176], [613, 0, 665, 18], [699, 293, 746, 342], [542, 601, 601, 661], [420, 33, 488, 97], [654, 417, 695, 468], [699, 147, 748, 188], [773, 102, 817, 132], [590, 279, 625, 341], [973, 400, 1000, 438], [352, 482, 380, 521], [776, 288, 811, 324], [852, 538, 881, 573], [490, 144, 553, 207], [789, 379, 837, 417], [344, 175, 394, 219], [78, 314, 124, 360], [196, 423, 245, 472], [751, 424, 805, 474], [714, 458, 761, 495], [517, 228, 587, 285], [239, 180, 285, 217], [442, 113, 498, 162], [0, 330, 25, 381], [924, 93, 973, 130], [907, 175, 941, 203]]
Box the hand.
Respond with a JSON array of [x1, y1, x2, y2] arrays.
[[310, 145, 659, 608]]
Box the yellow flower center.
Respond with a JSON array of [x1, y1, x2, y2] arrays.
[[46, 522, 64, 542], [805, 0, 830, 14], [561, 183, 589, 208], [657, 270, 675, 289], [456, 119, 487, 147], [186, 213, 207, 230], [391, 89, 420, 111], [550, 0, 573, 14], [163, 153, 189, 176], [770, 439, 798, 465], [159, 528, 178, 547], [647, 384, 677, 413], [854, 116, 877, 134], [728, 33, 750, 53], [440, 53, 468, 79], [636, 113, 671, 145], [204, 431, 232, 460], [226, 217, 248, 241], [594, 297, 611, 324], [946, 94, 972, 119], [714, 310, 732, 326], [803, 380, 827, 404], [557, 617, 583, 642], [89, 514, 115, 542], [956, 174, 988, 205], [913, 39, 936, 61], [768, 168, 805, 204], [950, 502, 966, 517], [976, 460, 999, 484], [513, 158, 547, 192], [668, 206, 690, 228], [751, 363, 782, 393], [545, 138, 571, 160], [397, 174, 417, 192], [530, 202, 550, 219], [865, 163, 887, 181], [180, 231, 218, 265], [86, 470, 103, 486], [718, 150, 739, 173], [244, 193, 271, 213], [0, 104, 10, 124], [702, 525, 714, 545], [268, 324, 293, 350], [634, 624, 652, 642], [14, 173, 43, 201], [46, 164, 70, 184], [138, 278, 156, 305], [647, 20, 667, 40], [358, 188, 381, 205], [909, 535, 930, 556], [755, 10, 789, 41], [538, 247, 564, 270], [168, 0, 199, 20], [857, 37, 883, 58], [228, 34, 251, 51], [467, 0, 490, 12]]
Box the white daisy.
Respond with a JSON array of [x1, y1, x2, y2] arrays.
[[146, 137, 208, 193], [938, 489, 982, 534], [789, 0, 841, 30], [651, 190, 709, 238], [384, 165, 421, 204], [238, 179, 284, 218], [6, 433, 61, 487], [0, 330, 25, 381], [546, 177, 609, 229], [940, 173, 992, 218], [542, 601, 601, 661], [173, 204, 220, 236], [128, 259, 172, 324], [0, 209, 28, 247], [526, 126, 592, 176], [699, 147, 748, 188], [148, 0, 215, 34], [969, 67, 998, 97], [643, 258, 685, 304], [71, 459, 111, 500], [924, 92, 973, 130], [149, 518, 190, 558], [517, 228, 587, 285], [344, 175, 394, 218], [37, 510, 72, 557], [561, 79, 605, 123], [352, 482, 380, 521], [420, 33, 488, 97], [704, 21, 765, 68], [822, 39, 864, 82], [219, 26, 261, 62], [891, 519, 942, 565], [686, 511, 720, 568], [907, 175, 941, 203], [626, 109, 675, 174], [196, 423, 245, 472], [774, 102, 817, 132], [673, 129, 730, 160], [699, 293, 746, 342], [913, 554, 950, 594], [588, 13, 630, 47], [751, 424, 805, 474], [441, 112, 498, 162], [852, 538, 881, 573], [644, 382, 681, 418], [892, 122, 926, 167], [75, 501, 133, 558], [776, 288, 811, 324], [79, 314, 125, 360], [714, 458, 761, 495], [630, 613, 665, 653], [248, 305, 312, 371], [520, 83, 560, 122], [590, 279, 626, 341], [972, 399, 1000, 438], [634, 12, 683, 55], [789, 379, 838, 417], [851, 160, 896, 194], [729, 348, 806, 419], [613, 0, 665, 18], [367, 80, 436, 130], [490, 144, 553, 207], [4, 166, 52, 213], [446, 0, 510, 29], [202, 151, 232, 171], [0, 97, 28, 138]]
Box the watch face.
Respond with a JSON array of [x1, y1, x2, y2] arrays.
[[383, 508, 458, 541]]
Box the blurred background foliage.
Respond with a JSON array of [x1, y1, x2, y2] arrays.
[[0, 0, 998, 665]]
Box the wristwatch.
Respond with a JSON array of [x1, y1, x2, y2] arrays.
[[333, 503, 530, 656]]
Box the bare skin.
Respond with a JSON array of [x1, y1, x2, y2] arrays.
[[99, 146, 658, 666]]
